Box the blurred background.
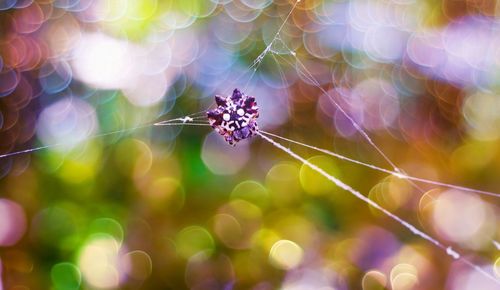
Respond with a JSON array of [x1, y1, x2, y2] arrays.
[[0, 0, 499, 289]]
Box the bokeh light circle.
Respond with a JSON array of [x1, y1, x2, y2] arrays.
[[51, 262, 82, 290], [78, 235, 129, 289], [175, 226, 215, 259], [201, 132, 251, 175], [36, 97, 98, 151], [0, 198, 27, 246], [269, 239, 304, 270]]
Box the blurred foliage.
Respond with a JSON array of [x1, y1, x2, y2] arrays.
[[0, 1, 499, 290]]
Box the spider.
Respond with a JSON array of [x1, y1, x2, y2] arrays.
[[207, 88, 259, 145]]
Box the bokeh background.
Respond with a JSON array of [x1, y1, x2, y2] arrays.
[[0, 0, 499, 289]]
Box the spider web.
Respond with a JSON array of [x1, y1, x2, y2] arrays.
[[201, 0, 500, 285]]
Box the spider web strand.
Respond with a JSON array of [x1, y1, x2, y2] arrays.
[[273, 42, 401, 172], [0, 116, 208, 159], [259, 130, 500, 198], [250, 0, 301, 69], [257, 132, 500, 284], [274, 45, 430, 194]]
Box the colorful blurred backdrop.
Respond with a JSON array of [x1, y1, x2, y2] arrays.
[[0, 0, 499, 289]]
